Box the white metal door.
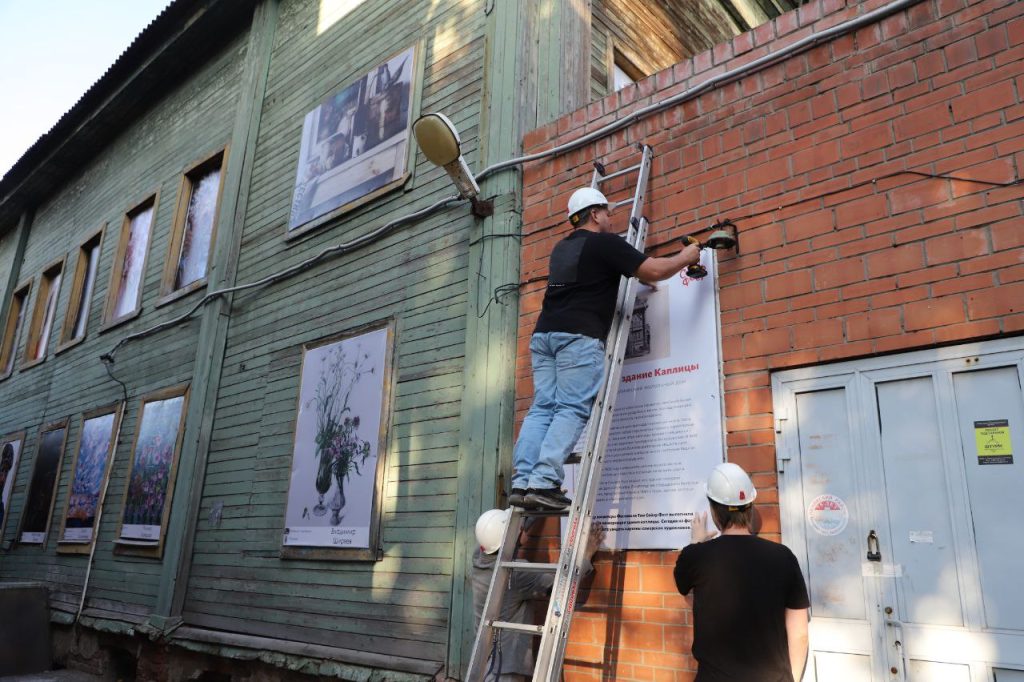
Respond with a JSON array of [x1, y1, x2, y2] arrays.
[[774, 338, 1024, 682]]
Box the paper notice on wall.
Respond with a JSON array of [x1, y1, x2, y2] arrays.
[[571, 252, 723, 550], [974, 419, 1013, 465]]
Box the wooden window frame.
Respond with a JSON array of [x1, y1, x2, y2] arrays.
[[56, 402, 123, 555], [608, 44, 647, 93], [17, 417, 71, 547], [114, 383, 190, 559], [101, 192, 160, 330], [22, 256, 67, 368], [0, 429, 27, 544], [57, 226, 106, 353], [158, 147, 229, 305], [0, 280, 32, 381]]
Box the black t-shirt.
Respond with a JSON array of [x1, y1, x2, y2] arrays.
[[674, 535, 811, 682], [534, 229, 648, 340]]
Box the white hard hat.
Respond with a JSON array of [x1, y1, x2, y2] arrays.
[[705, 462, 757, 507], [567, 187, 609, 224], [475, 508, 511, 554]]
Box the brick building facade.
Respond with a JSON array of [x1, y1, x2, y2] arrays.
[[517, 0, 1023, 678]]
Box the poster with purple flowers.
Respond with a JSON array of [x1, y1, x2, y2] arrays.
[[59, 409, 119, 546], [283, 325, 391, 552], [120, 392, 187, 542]]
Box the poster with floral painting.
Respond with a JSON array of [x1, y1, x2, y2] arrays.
[[118, 386, 188, 548], [19, 420, 70, 544], [282, 322, 394, 558], [0, 432, 25, 542], [58, 405, 121, 551]]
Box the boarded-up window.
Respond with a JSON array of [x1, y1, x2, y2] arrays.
[[105, 197, 156, 324], [61, 230, 103, 346], [25, 261, 64, 363], [164, 150, 226, 296], [0, 283, 31, 377]]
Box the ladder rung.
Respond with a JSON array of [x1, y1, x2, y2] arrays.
[[611, 197, 635, 209], [500, 561, 558, 572], [521, 508, 570, 517], [596, 163, 642, 182], [492, 620, 544, 635]]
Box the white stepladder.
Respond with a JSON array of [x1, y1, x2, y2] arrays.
[[466, 143, 654, 682]]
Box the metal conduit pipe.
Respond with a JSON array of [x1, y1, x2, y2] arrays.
[[477, 0, 926, 181]]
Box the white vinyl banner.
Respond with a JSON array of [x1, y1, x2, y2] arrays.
[[568, 250, 724, 550]]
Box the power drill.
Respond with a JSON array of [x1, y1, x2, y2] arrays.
[[681, 235, 707, 279]]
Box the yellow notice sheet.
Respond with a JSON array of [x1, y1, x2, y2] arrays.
[[974, 419, 1013, 465]]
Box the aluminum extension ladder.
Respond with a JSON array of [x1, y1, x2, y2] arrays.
[[466, 143, 654, 682]]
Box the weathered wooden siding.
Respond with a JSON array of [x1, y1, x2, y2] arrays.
[[182, 0, 486, 667], [590, 0, 753, 100], [0, 32, 248, 619]]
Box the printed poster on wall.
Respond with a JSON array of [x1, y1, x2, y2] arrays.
[[120, 395, 186, 542], [0, 435, 24, 539], [61, 411, 118, 544], [289, 46, 417, 232], [20, 424, 68, 544], [974, 419, 1013, 465], [567, 250, 723, 550], [283, 326, 390, 550]]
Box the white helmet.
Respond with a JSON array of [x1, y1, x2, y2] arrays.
[[475, 508, 511, 554], [705, 462, 757, 508], [567, 187, 609, 225]]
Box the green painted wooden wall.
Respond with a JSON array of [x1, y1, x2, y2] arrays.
[[181, 0, 486, 668], [0, 31, 249, 619]]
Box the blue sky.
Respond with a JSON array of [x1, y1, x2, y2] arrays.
[[0, 0, 170, 178]]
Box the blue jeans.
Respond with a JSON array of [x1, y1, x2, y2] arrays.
[[512, 332, 606, 491]]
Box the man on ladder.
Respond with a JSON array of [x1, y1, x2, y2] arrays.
[[510, 186, 701, 511]]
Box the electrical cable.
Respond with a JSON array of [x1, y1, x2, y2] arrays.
[[103, 194, 462, 363], [474, 0, 925, 183], [101, 0, 926, 364]]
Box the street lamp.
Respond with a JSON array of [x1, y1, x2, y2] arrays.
[[414, 112, 495, 218]]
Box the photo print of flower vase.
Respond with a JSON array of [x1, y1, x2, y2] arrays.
[[284, 326, 389, 549]]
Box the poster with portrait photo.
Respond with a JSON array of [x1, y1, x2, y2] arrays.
[[19, 421, 69, 545], [0, 432, 25, 541], [58, 406, 120, 550], [289, 46, 418, 234], [118, 387, 188, 546], [283, 323, 393, 558]]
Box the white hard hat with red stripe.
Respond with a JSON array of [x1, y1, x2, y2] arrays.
[[705, 462, 757, 508]]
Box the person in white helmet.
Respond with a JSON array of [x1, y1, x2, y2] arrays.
[[511, 186, 701, 510], [471, 508, 604, 681], [674, 462, 810, 682]]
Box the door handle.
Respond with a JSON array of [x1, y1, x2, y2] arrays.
[[866, 530, 881, 562]]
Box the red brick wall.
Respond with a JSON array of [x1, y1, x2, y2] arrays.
[[517, 0, 1023, 679]]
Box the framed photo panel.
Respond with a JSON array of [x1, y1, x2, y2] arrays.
[[282, 320, 395, 560], [288, 45, 419, 235], [0, 431, 26, 542], [19, 419, 70, 545], [57, 403, 122, 554], [115, 384, 189, 557]]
